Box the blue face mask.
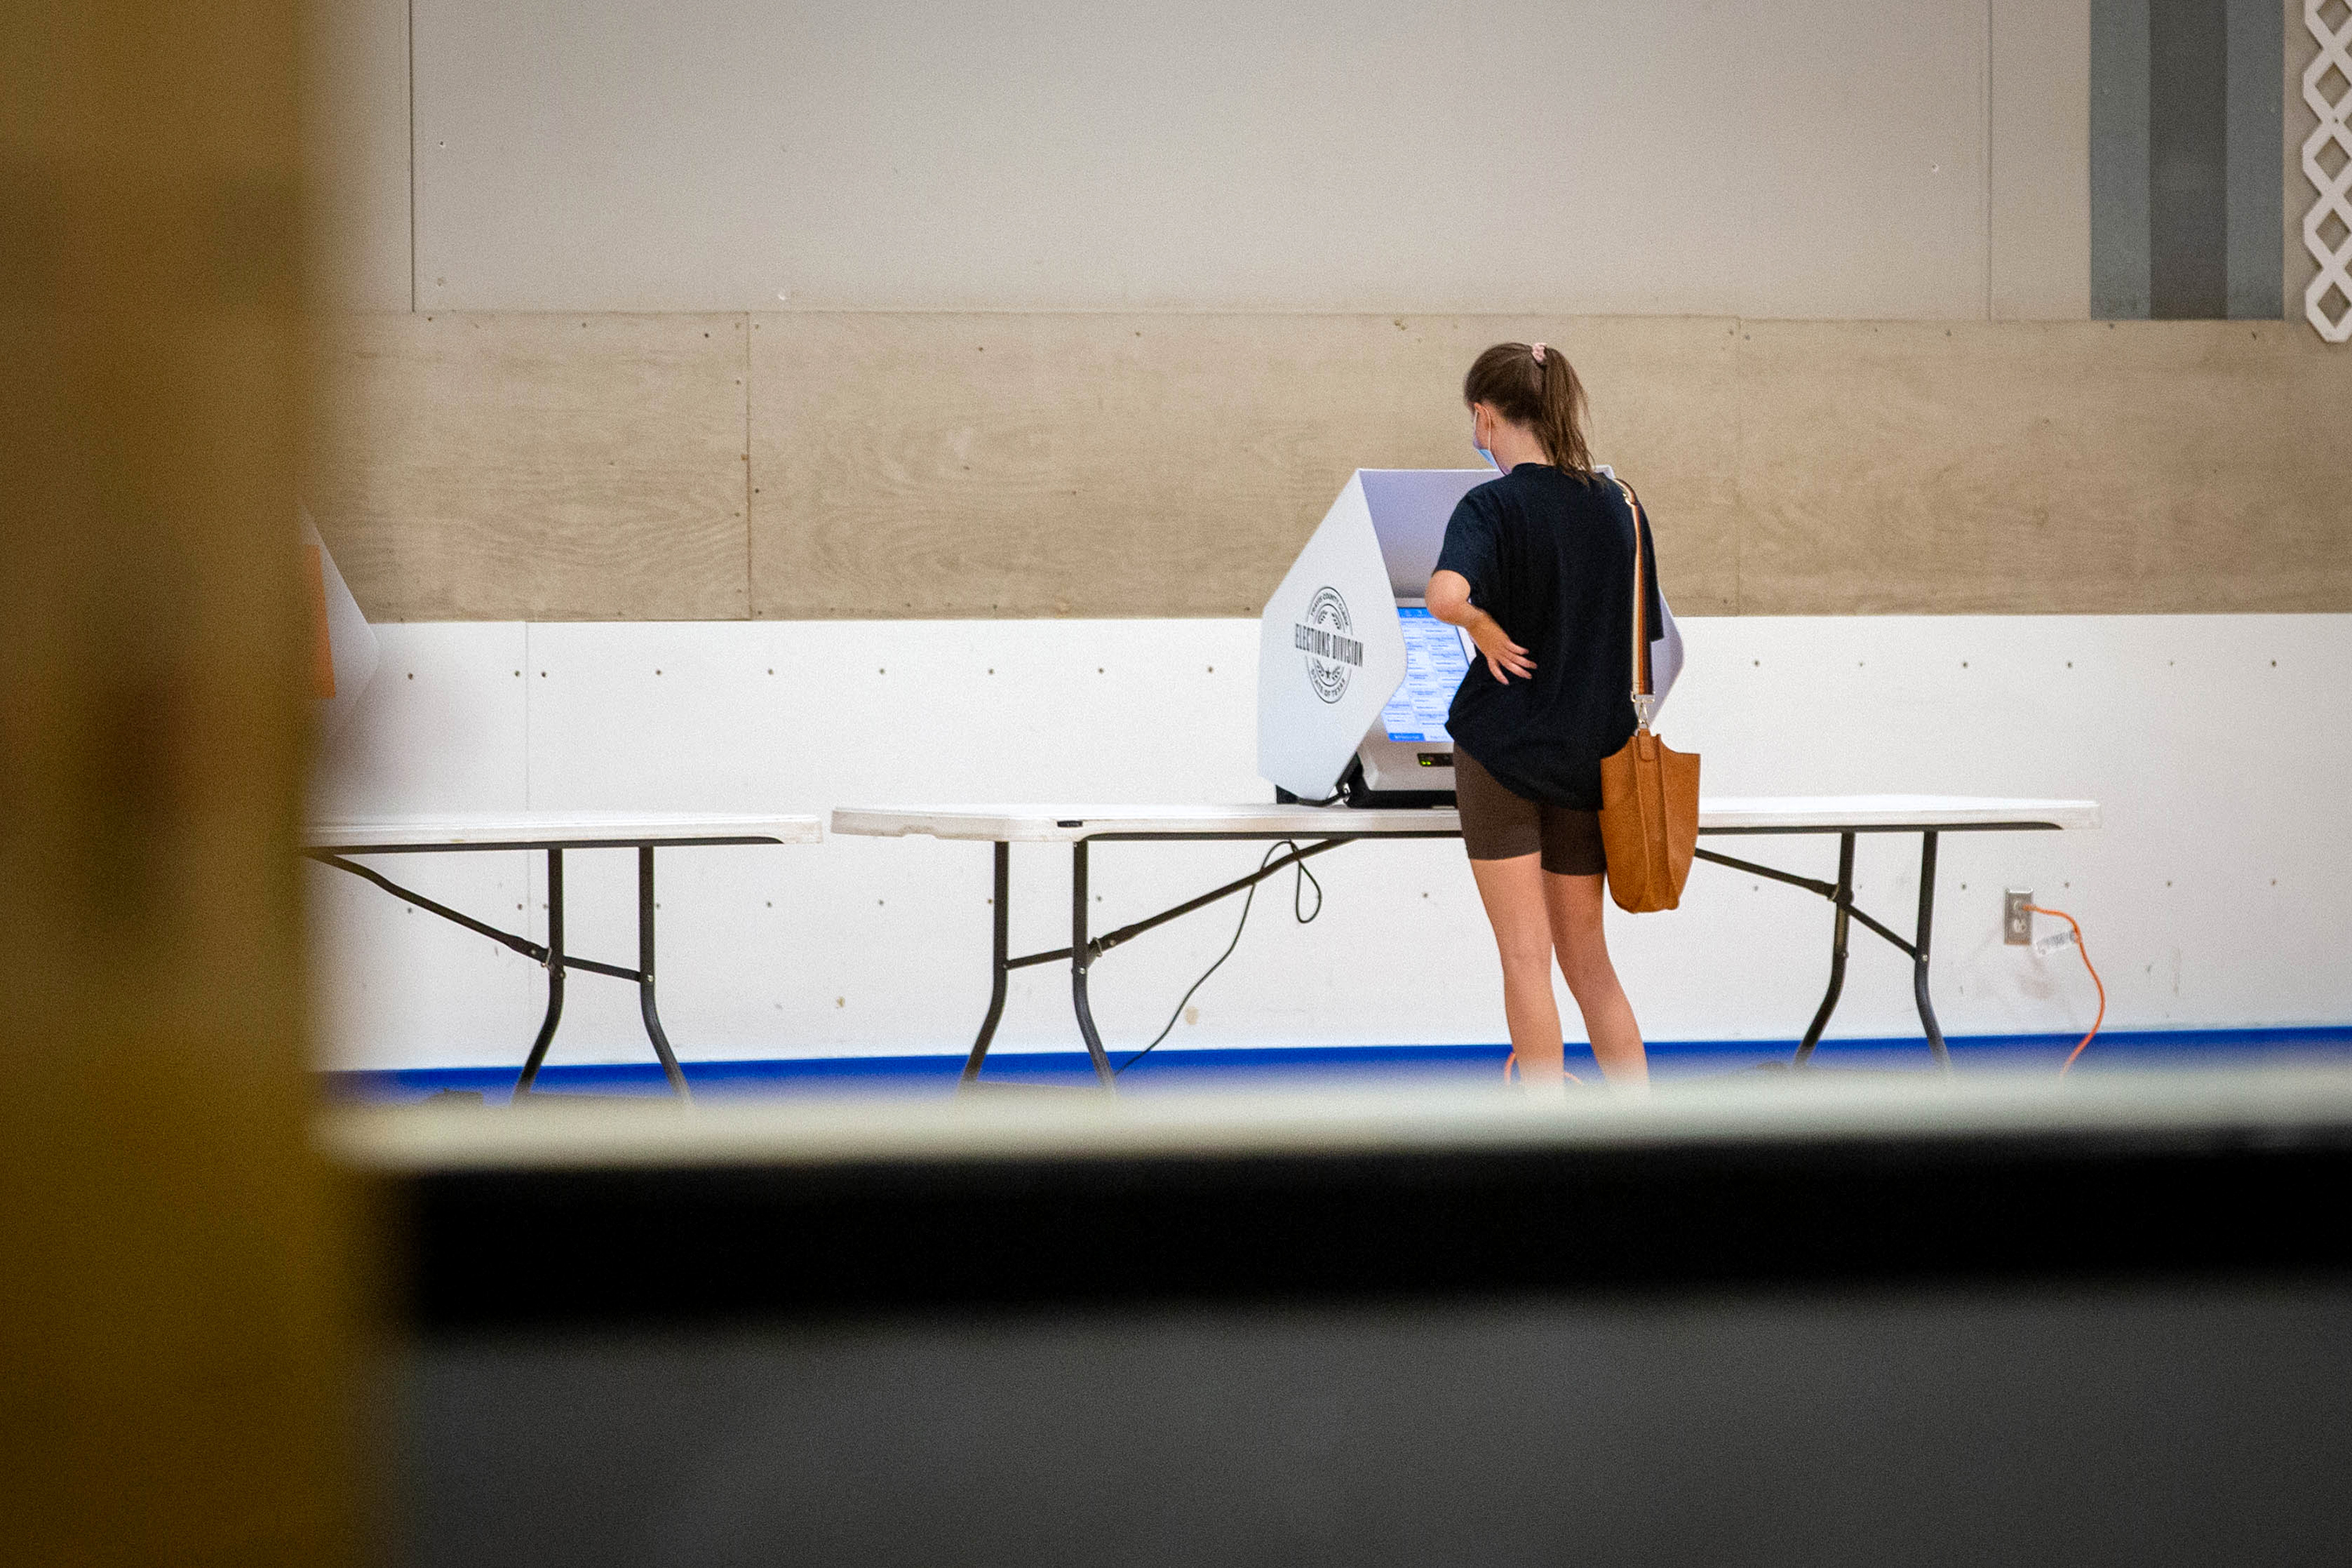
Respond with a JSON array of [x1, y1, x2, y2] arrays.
[[1472, 416, 1499, 471]]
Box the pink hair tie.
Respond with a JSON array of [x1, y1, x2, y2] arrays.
[[1530, 342, 1546, 362]]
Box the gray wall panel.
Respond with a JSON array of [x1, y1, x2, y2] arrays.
[[2227, 0, 2285, 318], [407, 0, 1996, 318], [305, 0, 412, 311], [2095, 0, 2289, 321], [1991, 0, 2093, 318], [2092, 0, 2154, 317], [2148, 0, 2230, 318]]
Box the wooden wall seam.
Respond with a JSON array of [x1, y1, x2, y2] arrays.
[[740, 312, 754, 621], [1731, 322, 1750, 617], [310, 311, 2351, 622]]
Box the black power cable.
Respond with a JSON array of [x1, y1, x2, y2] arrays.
[[1112, 840, 1324, 1076]]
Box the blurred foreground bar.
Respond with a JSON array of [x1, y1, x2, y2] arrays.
[[344, 1073, 2352, 1566], [0, 1, 354, 1563]]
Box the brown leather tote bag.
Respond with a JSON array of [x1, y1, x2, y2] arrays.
[[1596, 481, 1700, 913]]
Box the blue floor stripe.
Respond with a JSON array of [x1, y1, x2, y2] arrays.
[[327, 1025, 2352, 1102]]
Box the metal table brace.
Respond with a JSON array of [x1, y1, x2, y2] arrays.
[[1695, 830, 1947, 1069], [961, 822, 2063, 1089], [307, 842, 699, 1102], [967, 833, 1440, 1089]]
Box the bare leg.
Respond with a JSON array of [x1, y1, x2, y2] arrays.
[[1469, 853, 1566, 1090], [1544, 870, 1648, 1087]]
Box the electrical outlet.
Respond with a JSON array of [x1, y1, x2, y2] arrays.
[[2003, 888, 2034, 946]]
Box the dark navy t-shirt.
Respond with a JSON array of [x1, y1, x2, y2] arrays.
[[1434, 463, 1664, 811]]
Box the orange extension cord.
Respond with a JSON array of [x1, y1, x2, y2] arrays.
[[2025, 903, 2107, 1076]]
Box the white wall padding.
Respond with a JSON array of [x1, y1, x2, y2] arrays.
[[308, 615, 2352, 1072]]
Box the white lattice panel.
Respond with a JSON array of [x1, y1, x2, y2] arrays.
[[2306, 2, 2352, 341]]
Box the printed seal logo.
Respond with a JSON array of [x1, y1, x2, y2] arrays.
[[1293, 586, 1363, 704]]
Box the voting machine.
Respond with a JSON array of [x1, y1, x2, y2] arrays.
[[1258, 467, 1680, 808]]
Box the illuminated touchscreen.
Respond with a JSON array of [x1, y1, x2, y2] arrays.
[[1380, 605, 1473, 743]]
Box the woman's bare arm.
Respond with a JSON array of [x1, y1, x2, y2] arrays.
[[1427, 569, 1534, 683]]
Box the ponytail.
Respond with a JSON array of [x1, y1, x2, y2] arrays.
[[1533, 343, 1593, 479], [1461, 340, 1594, 481]]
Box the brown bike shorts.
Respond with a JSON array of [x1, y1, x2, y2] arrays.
[[1453, 747, 1607, 876]]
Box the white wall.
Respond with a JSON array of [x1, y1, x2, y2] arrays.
[[308, 0, 2094, 319], [307, 614, 2352, 1073]]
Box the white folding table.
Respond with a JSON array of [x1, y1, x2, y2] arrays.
[[304, 814, 822, 1100], [830, 798, 2101, 1087]]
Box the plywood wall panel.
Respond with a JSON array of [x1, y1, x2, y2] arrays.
[[320, 310, 2347, 621], [1737, 320, 2352, 614], [747, 313, 1742, 619], [310, 313, 750, 619]]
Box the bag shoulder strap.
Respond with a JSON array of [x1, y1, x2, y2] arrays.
[[1611, 477, 1655, 732]]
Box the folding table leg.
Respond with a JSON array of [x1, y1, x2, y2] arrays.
[[637, 844, 691, 1100], [1912, 830, 1951, 1071], [514, 847, 565, 1101], [1792, 834, 1855, 1068], [1068, 841, 1116, 1089], [960, 841, 1013, 1085]]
